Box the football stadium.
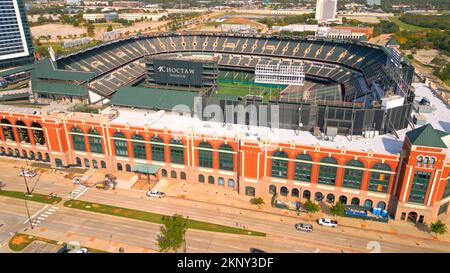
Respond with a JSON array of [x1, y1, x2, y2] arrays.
[[1, 32, 449, 224]]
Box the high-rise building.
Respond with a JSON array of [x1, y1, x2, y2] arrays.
[[315, 0, 338, 23], [0, 0, 34, 70]]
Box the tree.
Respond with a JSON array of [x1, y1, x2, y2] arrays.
[[157, 214, 187, 253], [87, 23, 95, 37], [430, 220, 448, 238], [330, 202, 345, 218], [304, 200, 320, 215], [107, 25, 113, 32], [250, 197, 265, 206]]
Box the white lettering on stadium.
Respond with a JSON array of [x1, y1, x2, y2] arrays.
[[157, 66, 195, 75]]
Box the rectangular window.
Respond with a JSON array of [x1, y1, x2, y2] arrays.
[[443, 179, 450, 199], [408, 171, 431, 204]]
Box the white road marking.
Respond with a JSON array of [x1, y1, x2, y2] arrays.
[[37, 217, 45, 220], [48, 209, 56, 212], [51, 207, 59, 210], [43, 211, 52, 215], [73, 187, 89, 200], [40, 214, 49, 218], [23, 205, 49, 224]]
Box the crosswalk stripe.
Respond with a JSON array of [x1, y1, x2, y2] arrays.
[[51, 207, 59, 210], [40, 214, 49, 218], [48, 209, 56, 212], [37, 217, 45, 220]]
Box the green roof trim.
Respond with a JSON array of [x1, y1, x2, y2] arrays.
[[406, 124, 449, 149], [110, 87, 197, 112], [0, 64, 34, 77], [132, 163, 160, 175], [34, 59, 95, 82], [33, 80, 86, 97]]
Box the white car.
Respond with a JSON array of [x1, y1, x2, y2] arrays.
[[317, 218, 338, 227], [146, 190, 165, 198], [74, 248, 89, 253], [19, 170, 37, 177]]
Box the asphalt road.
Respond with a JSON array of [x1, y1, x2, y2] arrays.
[[0, 164, 449, 253]]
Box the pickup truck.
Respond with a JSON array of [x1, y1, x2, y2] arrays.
[[317, 218, 338, 227]]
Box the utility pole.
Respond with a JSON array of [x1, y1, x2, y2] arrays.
[[24, 199, 33, 230], [21, 167, 31, 195]]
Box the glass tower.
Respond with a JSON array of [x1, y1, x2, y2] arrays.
[[0, 0, 34, 69]]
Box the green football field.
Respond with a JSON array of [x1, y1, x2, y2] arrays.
[[217, 82, 285, 102]]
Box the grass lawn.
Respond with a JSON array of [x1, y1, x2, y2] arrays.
[[65, 200, 266, 237], [217, 82, 284, 102], [0, 190, 61, 204], [389, 17, 428, 32], [9, 233, 107, 253]]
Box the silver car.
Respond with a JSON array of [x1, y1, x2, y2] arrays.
[[295, 223, 313, 232]]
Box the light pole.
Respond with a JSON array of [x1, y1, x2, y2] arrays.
[[24, 199, 33, 230], [21, 167, 31, 195]]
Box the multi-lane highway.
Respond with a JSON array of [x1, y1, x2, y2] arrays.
[[0, 161, 449, 253]]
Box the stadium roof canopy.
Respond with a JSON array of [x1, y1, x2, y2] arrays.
[[0, 64, 34, 77], [33, 81, 87, 97], [406, 124, 449, 149], [34, 59, 95, 82], [110, 87, 197, 112]]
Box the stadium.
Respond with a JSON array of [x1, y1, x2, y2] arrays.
[[2, 32, 449, 224], [33, 32, 414, 137]]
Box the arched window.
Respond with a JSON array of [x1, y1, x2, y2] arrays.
[[429, 158, 435, 167], [228, 179, 235, 188], [114, 132, 128, 157], [219, 144, 234, 171], [21, 150, 27, 159], [29, 151, 35, 160], [218, 177, 225, 186], [71, 127, 86, 151], [198, 174, 205, 183], [294, 153, 312, 182], [368, 163, 391, 193], [151, 136, 164, 162], [75, 157, 82, 167], [44, 153, 50, 162], [180, 172, 187, 180], [117, 163, 123, 171], [343, 160, 364, 189], [14, 149, 19, 157], [423, 157, 429, 166], [351, 197, 360, 206], [88, 128, 102, 154], [101, 161, 106, 169], [31, 122, 45, 145], [208, 176, 214, 184], [245, 186, 255, 196], [339, 195, 347, 204], [292, 188, 299, 197], [126, 164, 131, 172], [280, 186, 288, 196], [198, 142, 213, 168], [377, 201, 386, 210], [318, 157, 338, 185], [171, 170, 177, 179], [269, 185, 277, 195], [161, 169, 167, 177], [364, 199, 373, 208], [271, 151, 288, 179], [92, 160, 98, 169], [315, 192, 324, 202], [326, 194, 335, 204], [417, 156, 423, 167], [84, 158, 90, 168], [16, 121, 30, 143], [132, 134, 146, 159], [170, 139, 184, 164], [37, 152, 42, 161], [303, 190, 311, 200], [1, 119, 15, 141]]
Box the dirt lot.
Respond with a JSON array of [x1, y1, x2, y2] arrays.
[[337, 15, 382, 24], [31, 24, 86, 39]]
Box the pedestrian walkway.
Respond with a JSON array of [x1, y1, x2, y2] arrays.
[[66, 185, 88, 200], [24, 206, 59, 229]]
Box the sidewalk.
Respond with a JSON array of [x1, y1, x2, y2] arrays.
[[156, 180, 450, 244]]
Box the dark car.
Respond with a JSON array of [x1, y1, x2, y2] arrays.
[[250, 248, 266, 253], [295, 223, 313, 232]]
